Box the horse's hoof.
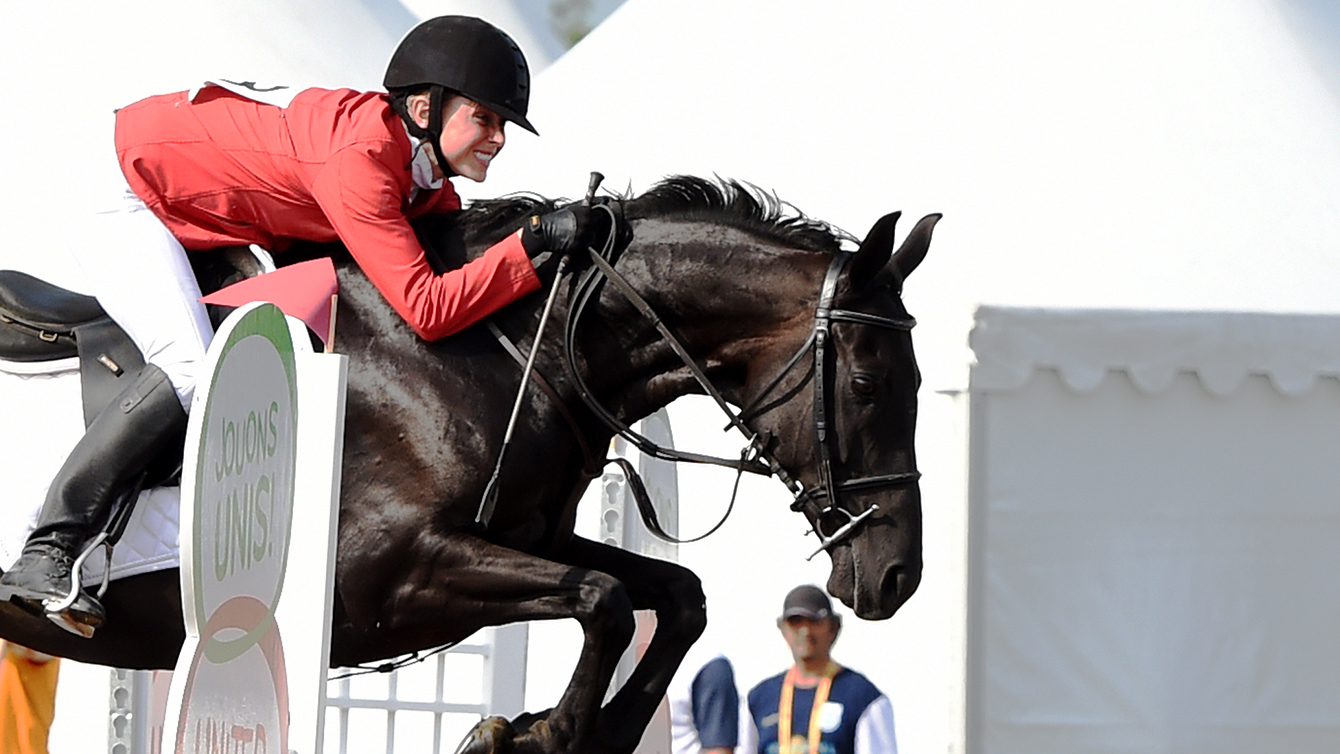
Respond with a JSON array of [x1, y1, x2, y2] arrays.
[[453, 715, 514, 754]]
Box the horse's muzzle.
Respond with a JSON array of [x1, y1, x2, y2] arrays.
[[826, 544, 921, 620]]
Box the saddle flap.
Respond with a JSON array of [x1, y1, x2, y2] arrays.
[[0, 270, 107, 331]]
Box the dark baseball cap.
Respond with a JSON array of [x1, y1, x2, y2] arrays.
[[781, 585, 834, 621]]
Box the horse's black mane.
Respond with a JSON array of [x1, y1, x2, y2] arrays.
[[460, 176, 851, 253], [275, 176, 850, 274]]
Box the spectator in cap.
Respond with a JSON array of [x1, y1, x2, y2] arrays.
[[740, 585, 897, 754]]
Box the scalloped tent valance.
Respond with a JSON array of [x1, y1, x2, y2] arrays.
[[969, 306, 1340, 397]]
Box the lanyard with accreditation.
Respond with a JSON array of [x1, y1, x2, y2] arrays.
[[777, 661, 841, 754]]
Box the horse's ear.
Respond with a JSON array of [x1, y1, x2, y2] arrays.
[[891, 213, 942, 280], [848, 211, 901, 288]]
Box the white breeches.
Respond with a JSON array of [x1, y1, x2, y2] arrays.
[[71, 188, 213, 410]]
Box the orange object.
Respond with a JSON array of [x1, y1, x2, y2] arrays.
[[0, 642, 60, 754]]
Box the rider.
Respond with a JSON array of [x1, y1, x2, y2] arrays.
[[0, 15, 599, 634]]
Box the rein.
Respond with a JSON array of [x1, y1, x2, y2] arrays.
[[561, 212, 921, 554], [473, 185, 920, 555]]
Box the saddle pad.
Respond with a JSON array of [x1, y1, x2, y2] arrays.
[[0, 359, 180, 583]]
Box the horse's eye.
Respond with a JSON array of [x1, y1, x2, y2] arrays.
[[852, 374, 878, 398]]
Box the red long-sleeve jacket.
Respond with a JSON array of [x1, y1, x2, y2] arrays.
[[115, 86, 540, 340]]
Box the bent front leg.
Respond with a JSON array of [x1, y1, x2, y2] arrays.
[[337, 531, 634, 754], [556, 536, 708, 754]]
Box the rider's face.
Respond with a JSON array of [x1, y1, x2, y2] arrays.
[[436, 95, 505, 182]]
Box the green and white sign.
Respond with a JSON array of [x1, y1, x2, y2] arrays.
[[170, 302, 302, 754], [165, 300, 348, 754]]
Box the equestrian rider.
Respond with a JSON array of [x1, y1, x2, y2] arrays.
[[0, 16, 599, 634]]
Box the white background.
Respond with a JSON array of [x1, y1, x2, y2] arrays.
[[2, 1, 1340, 752]]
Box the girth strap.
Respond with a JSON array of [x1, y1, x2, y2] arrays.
[[0, 314, 77, 361]]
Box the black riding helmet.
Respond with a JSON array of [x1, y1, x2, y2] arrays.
[[385, 16, 536, 175]]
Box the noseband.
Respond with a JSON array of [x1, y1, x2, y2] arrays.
[[563, 206, 920, 556]]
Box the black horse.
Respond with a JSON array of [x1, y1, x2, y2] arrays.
[[0, 176, 938, 754]]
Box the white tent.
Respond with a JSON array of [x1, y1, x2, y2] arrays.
[[966, 306, 1340, 752], [464, 1, 1340, 752]]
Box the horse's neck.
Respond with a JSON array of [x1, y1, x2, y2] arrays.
[[594, 238, 823, 415]]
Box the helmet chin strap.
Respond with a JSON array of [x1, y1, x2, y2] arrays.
[[423, 85, 457, 180], [391, 86, 457, 180]]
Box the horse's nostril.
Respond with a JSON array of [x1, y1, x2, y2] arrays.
[[882, 564, 903, 600], [883, 561, 921, 607]]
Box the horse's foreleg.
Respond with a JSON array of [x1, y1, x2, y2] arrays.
[[555, 537, 707, 754], [345, 531, 635, 754]]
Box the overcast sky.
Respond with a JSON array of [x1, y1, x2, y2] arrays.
[[580, 0, 1340, 100], [1279, 0, 1340, 95]]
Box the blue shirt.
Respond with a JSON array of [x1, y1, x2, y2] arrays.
[[670, 653, 740, 754], [743, 667, 896, 754], [691, 656, 739, 749]]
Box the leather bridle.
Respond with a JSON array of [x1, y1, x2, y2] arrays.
[[560, 205, 921, 557]]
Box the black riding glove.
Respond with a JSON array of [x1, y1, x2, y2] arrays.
[[521, 205, 595, 255], [521, 205, 600, 285]]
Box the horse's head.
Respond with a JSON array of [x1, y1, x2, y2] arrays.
[[737, 209, 939, 620]]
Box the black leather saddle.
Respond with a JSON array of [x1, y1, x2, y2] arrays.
[[0, 270, 146, 427]]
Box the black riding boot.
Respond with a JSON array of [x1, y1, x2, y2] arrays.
[[0, 363, 187, 636]]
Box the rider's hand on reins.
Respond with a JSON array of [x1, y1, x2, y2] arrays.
[[523, 205, 594, 253], [522, 205, 603, 283]]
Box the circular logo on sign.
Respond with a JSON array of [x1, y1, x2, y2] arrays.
[[173, 595, 290, 754]]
